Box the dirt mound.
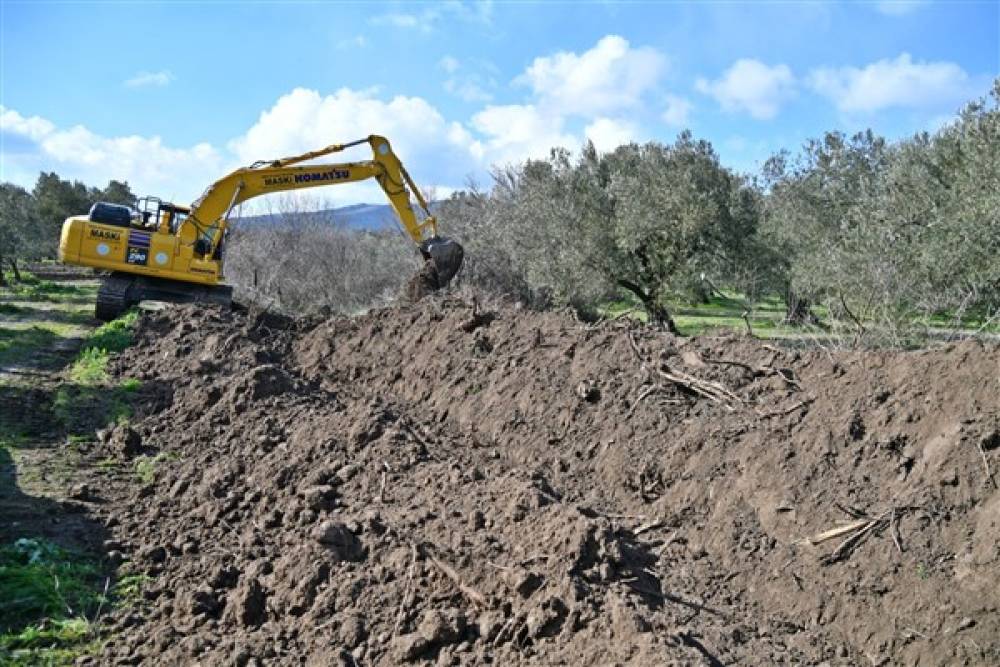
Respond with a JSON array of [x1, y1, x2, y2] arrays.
[[83, 296, 999, 665]]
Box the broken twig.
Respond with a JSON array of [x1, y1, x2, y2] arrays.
[[977, 440, 996, 489], [425, 548, 489, 608]]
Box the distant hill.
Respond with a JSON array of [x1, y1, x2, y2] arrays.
[[236, 202, 438, 231]]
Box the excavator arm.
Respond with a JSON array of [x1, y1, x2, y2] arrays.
[[179, 135, 462, 283]]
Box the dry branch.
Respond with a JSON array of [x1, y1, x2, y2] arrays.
[[977, 440, 996, 489], [800, 507, 905, 564], [393, 544, 419, 636], [758, 398, 814, 418], [702, 357, 803, 391], [657, 367, 743, 412], [797, 519, 871, 546], [425, 548, 488, 608]]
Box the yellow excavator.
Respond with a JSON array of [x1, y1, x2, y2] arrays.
[[58, 135, 464, 320]]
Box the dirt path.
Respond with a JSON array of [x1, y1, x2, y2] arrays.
[[0, 278, 111, 562]]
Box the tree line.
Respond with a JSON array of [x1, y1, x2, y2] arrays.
[[0, 173, 135, 284], [438, 79, 1000, 340]]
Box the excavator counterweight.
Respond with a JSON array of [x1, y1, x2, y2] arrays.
[[58, 135, 463, 320]]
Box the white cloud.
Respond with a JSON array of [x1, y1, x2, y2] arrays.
[[1, 105, 224, 201], [444, 79, 493, 103], [696, 59, 795, 120], [470, 104, 577, 164], [1, 106, 55, 141], [124, 70, 174, 88], [809, 53, 972, 113], [370, 2, 493, 32], [229, 88, 481, 203], [5, 30, 681, 208], [662, 94, 693, 127], [439, 56, 494, 102], [517, 35, 666, 116], [874, 1, 928, 16], [584, 118, 637, 153]]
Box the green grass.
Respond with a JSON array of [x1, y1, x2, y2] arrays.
[[66, 310, 139, 385], [0, 538, 106, 665], [603, 287, 1000, 342], [0, 303, 26, 316], [52, 385, 131, 438], [67, 309, 139, 386], [0, 324, 74, 367], [601, 294, 799, 338], [3, 280, 93, 303], [68, 347, 109, 385], [111, 574, 149, 609], [119, 378, 141, 393], [133, 452, 178, 485], [80, 310, 138, 356], [54, 311, 140, 437], [1, 274, 98, 310]]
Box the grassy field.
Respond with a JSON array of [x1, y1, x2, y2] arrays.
[[602, 292, 1000, 343], [0, 271, 141, 665]]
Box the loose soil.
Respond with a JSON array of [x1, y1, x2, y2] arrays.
[[78, 295, 998, 665]]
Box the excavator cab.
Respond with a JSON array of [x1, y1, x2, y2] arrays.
[[135, 196, 190, 234]]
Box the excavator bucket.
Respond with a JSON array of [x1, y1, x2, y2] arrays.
[[407, 237, 464, 301], [420, 236, 464, 286]]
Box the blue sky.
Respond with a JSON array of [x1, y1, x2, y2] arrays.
[[1, 0, 997, 206]]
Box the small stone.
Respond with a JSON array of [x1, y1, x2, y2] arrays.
[[418, 608, 465, 644], [312, 520, 364, 562], [110, 425, 143, 458], [208, 563, 240, 590], [525, 597, 568, 639], [505, 568, 543, 598], [575, 381, 601, 403], [339, 613, 367, 648], [477, 611, 505, 641], [303, 485, 337, 511], [187, 586, 221, 617], [956, 617, 976, 632], [228, 579, 267, 628], [393, 633, 429, 662], [139, 545, 167, 564], [69, 483, 92, 501], [115, 612, 142, 630]]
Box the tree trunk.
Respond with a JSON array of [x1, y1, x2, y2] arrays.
[[690, 281, 711, 305], [0, 253, 6, 287], [618, 279, 681, 335], [9, 258, 21, 282], [784, 290, 818, 325]]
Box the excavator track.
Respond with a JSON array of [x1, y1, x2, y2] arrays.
[[95, 272, 234, 322], [95, 273, 135, 322]]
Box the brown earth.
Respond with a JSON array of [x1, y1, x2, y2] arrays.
[[78, 295, 999, 665]]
